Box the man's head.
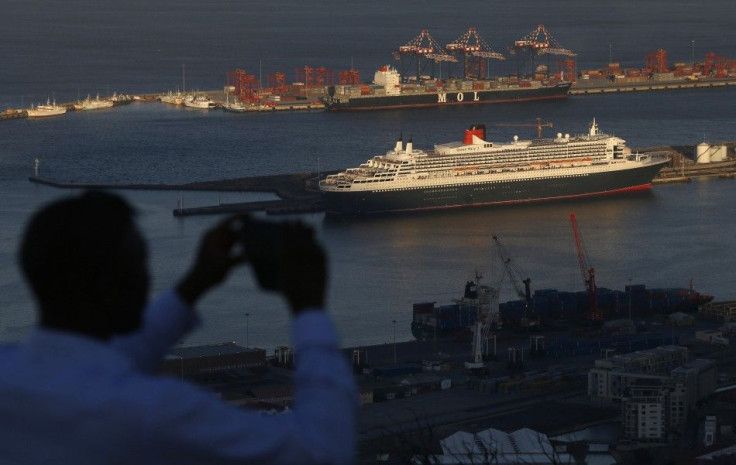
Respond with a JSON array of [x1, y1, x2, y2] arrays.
[[19, 191, 149, 339]]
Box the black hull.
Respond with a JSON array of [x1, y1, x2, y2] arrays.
[[323, 83, 570, 111], [322, 162, 667, 215]]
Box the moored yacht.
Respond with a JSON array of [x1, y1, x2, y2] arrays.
[[26, 99, 67, 118]]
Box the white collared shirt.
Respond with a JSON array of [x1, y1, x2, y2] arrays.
[[0, 292, 356, 465]]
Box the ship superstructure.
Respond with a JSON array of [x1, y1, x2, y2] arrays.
[[320, 120, 670, 214]]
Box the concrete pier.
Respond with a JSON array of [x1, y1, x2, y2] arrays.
[[28, 172, 325, 216], [569, 77, 736, 95]]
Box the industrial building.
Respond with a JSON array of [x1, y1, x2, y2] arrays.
[[699, 300, 736, 322], [695, 142, 729, 164], [419, 427, 572, 464], [588, 346, 717, 444], [588, 345, 689, 400], [621, 381, 687, 443]]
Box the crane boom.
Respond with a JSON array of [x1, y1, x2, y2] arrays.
[[495, 117, 553, 138], [570, 213, 601, 322], [492, 235, 537, 329]]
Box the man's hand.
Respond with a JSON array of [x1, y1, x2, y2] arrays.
[[176, 216, 247, 306], [278, 223, 327, 314]]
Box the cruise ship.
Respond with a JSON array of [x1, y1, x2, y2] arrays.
[[319, 120, 670, 214]]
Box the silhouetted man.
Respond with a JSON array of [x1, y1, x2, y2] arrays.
[[0, 190, 355, 464]]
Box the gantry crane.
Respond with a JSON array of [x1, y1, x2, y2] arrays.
[[227, 69, 260, 103], [703, 52, 728, 77], [395, 29, 457, 81], [645, 49, 669, 74], [570, 213, 601, 323], [495, 117, 553, 139], [492, 235, 538, 330], [446, 27, 505, 79], [509, 24, 576, 80], [465, 271, 501, 370]]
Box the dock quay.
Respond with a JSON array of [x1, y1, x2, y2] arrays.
[[4, 75, 736, 122], [569, 77, 736, 95], [28, 172, 325, 216], [0, 110, 27, 121]]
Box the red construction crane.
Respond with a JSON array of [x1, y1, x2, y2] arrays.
[[555, 58, 576, 82], [570, 213, 601, 323], [645, 49, 668, 74], [227, 69, 260, 103], [446, 27, 505, 79], [338, 69, 361, 85], [396, 29, 457, 81], [495, 117, 553, 139], [267, 73, 287, 95], [509, 25, 576, 80], [703, 52, 727, 77]]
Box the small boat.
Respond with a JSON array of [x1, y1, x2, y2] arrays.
[[133, 95, 158, 102], [222, 94, 249, 113], [26, 99, 67, 118], [184, 94, 217, 109], [73, 94, 114, 111], [159, 90, 185, 105], [110, 92, 133, 106]]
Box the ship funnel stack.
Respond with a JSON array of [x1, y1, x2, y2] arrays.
[[463, 124, 487, 145], [394, 136, 403, 153], [406, 138, 413, 154], [589, 118, 598, 136]]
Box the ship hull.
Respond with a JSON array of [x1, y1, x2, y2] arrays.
[[322, 161, 667, 214], [323, 83, 570, 111]]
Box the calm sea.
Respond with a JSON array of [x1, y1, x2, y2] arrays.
[[1, 0, 735, 350]]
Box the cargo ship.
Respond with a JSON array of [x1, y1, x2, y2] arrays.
[[320, 119, 670, 215], [412, 280, 714, 339], [322, 65, 570, 111]]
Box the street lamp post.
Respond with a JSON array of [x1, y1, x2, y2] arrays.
[[691, 40, 695, 64], [392, 320, 397, 364], [245, 312, 250, 348]]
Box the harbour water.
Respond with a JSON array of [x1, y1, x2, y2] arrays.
[[1, 0, 736, 351]]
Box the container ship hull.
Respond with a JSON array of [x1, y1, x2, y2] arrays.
[[323, 83, 570, 111], [412, 281, 713, 340], [322, 161, 666, 214]]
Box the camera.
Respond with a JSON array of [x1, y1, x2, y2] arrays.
[[240, 218, 313, 291]]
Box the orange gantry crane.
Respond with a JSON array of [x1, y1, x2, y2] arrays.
[[570, 213, 601, 323], [645, 49, 668, 74], [446, 27, 505, 79], [509, 24, 576, 80], [495, 117, 553, 139], [227, 69, 260, 103], [395, 28, 457, 81]]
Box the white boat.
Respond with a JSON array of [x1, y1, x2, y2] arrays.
[[26, 99, 67, 118], [73, 94, 114, 111], [159, 90, 185, 105], [184, 94, 217, 109], [222, 94, 249, 113]]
